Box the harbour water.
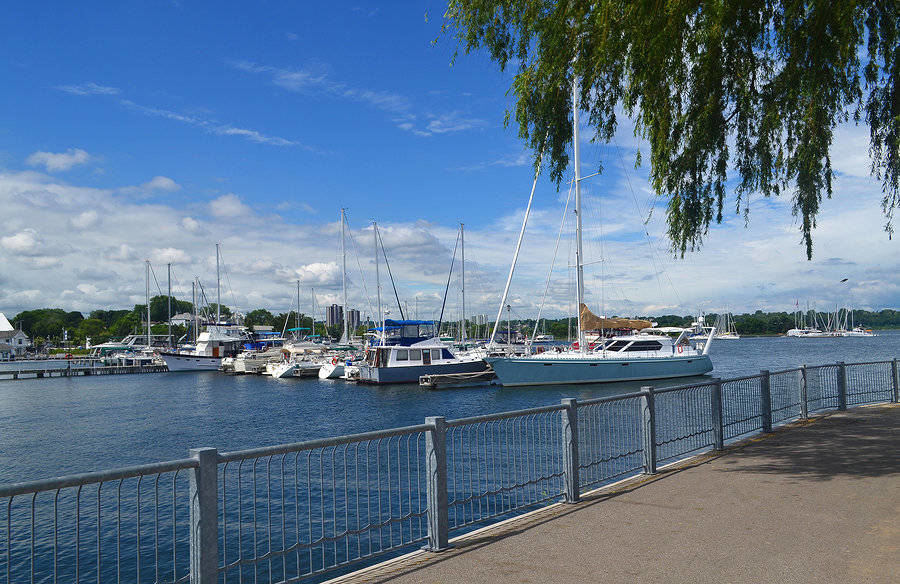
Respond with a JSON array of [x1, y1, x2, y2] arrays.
[[2, 332, 899, 485]]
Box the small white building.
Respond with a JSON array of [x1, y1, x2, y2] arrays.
[[0, 312, 31, 357], [169, 312, 195, 327], [0, 342, 12, 361]]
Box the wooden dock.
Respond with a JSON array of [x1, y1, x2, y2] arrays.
[[0, 364, 168, 380]]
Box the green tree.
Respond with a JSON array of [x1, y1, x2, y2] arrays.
[[75, 318, 109, 344], [246, 309, 276, 329], [442, 1, 900, 258]]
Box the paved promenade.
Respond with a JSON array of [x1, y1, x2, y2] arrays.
[[331, 404, 899, 584]]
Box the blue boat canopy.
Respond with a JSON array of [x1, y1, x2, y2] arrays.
[[286, 327, 311, 331]]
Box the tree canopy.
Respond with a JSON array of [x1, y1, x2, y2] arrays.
[[442, 0, 900, 258]]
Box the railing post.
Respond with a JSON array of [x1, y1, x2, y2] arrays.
[[560, 398, 580, 503], [424, 416, 450, 551], [189, 447, 218, 584], [799, 365, 809, 420], [759, 370, 772, 433], [710, 379, 724, 451], [640, 386, 657, 474], [837, 362, 848, 411], [891, 358, 899, 404]]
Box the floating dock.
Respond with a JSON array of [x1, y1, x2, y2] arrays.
[[419, 369, 496, 389], [0, 364, 168, 380]]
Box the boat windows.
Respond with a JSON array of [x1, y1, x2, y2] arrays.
[[395, 349, 409, 361], [624, 341, 663, 352], [441, 348, 454, 360], [409, 349, 421, 361], [431, 349, 442, 361]]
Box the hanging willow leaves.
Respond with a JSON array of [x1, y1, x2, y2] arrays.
[[441, 0, 900, 259]]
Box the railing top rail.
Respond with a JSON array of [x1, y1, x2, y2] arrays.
[[720, 373, 765, 384], [0, 458, 198, 499], [578, 390, 646, 406], [768, 367, 804, 376], [217, 423, 432, 463], [445, 403, 566, 427], [841, 359, 896, 367], [654, 380, 718, 395]]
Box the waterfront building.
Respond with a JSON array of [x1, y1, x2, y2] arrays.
[[326, 304, 344, 327], [347, 308, 360, 330], [0, 313, 30, 357]]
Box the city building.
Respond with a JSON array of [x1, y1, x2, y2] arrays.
[[347, 309, 360, 330], [326, 304, 344, 327]]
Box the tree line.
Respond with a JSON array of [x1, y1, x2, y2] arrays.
[[11, 304, 899, 347]]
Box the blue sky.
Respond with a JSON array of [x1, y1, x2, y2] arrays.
[[2, 2, 898, 321]]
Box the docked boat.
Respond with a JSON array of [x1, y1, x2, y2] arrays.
[[160, 323, 250, 371], [485, 75, 714, 387], [357, 320, 488, 384]]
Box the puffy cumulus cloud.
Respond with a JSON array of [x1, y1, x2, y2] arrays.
[[293, 262, 342, 286], [143, 176, 180, 192], [1, 228, 43, 255], [209, 193, 252, 218], [69, 210, 100, 230], [26, 148, 92, 172], [118, 176, 182, 198], [181, 217, 202, 232], [151, 247, 191, 265], [106, 244, 139, 262]]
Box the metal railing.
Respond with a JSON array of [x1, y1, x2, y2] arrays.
[[2, 358, 898, 583]]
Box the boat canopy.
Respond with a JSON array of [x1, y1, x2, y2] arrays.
[[286, 327, 311, 331], [580, 303, 652, 331], [384, 320, 435, 326]]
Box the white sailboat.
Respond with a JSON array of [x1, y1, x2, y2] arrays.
[[160, 244, 249, 371], [714, 312, 740, 340], [486, 74, 714, 387]]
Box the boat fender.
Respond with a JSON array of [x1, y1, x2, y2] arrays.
[[332, 356, 338, 365]]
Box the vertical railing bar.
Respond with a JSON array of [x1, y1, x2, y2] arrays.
[[330, 447, 337, 567], [252, 459, 259, 584], [96, 483, 102, 584], [136, 476, 141, 584], [221, 462, 228, 582], [395, 437, 401, 545], [405, 437, 412, 545], [237, 461, 244, 584], [116, 480, 122, 584], [77, 485, 82, 584], [172, 471, 178, 584], [353, 443, 360, 561], [265, 457, 272, 584], [305, 451, 312, 575], [293, 453, 300, 580], [153, 475, 159, 584], [376, 441, 382, 553], [318, 450, 324, 569], [54, 490, 59, 584], [280, 454, 287, 581], [30, 492, 36, 584]]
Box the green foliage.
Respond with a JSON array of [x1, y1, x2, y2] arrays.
[[443, 1, 900, 258], [12, 308, 83, 340], [245, 309, 276, 328]]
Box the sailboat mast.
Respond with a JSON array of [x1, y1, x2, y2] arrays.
[[296, 280, 301, 333], [192, 278, 198, 344], [167, 263, 172, 348], [340, 208, 349, 342], [216, 243, 221, 325], [374, 221, 383, 343], [145, 260, 151, 348], [573, 77, 586, 352], [460, 222, 466, 344]]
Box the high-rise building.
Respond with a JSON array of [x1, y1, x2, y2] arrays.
[[326, 304, 344, 327], [347, 309, 360, 330]]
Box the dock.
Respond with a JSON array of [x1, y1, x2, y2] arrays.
[[419, 369, 496, 388], [0, 363, 168, 380], [328, 404, 899, 584]]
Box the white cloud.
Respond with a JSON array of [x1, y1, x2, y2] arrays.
[[151, 247, 191, 264], [55, 82, 120, 96], [26, 148, 92, 172], [209, 193, 252, 218], [294, 262, 341, 286], [143, 176, 180, 192], [182, 217, 201, 232], [69, 210, 100, 229], [1, 229, 42, 255]]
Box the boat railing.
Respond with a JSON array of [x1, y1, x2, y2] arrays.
[[2, 358, 898, 583]]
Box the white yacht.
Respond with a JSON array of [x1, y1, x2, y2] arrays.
[[485, 76, 714, 387], [160, 323, 250, 371]]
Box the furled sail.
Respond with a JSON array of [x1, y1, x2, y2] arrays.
[[579, 303, 651, 331]]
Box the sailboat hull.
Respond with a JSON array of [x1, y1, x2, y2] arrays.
[[160, 352, 222, 372], [486, 354, 713, 387]]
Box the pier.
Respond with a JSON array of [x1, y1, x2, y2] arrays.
[[332, 404, 899, 584], [0, 363, 168, 380]]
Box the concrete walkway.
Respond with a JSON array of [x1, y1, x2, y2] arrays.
[[331, 404, 899, 584]]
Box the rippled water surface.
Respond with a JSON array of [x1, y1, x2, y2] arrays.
[[2, 331, 898, 482]]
